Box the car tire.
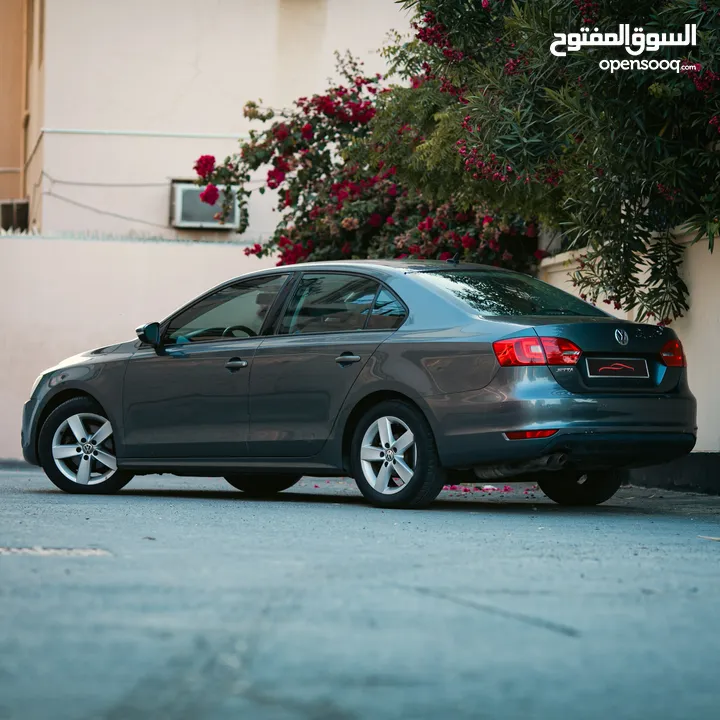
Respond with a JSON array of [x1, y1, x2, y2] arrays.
[[224, 474, 301, 496], [350, 399, 446, 509], [537, 469, 623, 506], [37, 397, 134, 494]]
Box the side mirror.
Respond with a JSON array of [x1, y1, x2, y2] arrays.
[[136, 322, 161, 347]]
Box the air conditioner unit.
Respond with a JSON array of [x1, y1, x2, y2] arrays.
[[0, 199, 29, 231], [170, 181, 241, 230]]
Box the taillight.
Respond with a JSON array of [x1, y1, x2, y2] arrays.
[[660, 338, 686, 367], [493, 336, 581, 367], [493, 337, 546, 366], [505, 429, 558, 440], [541, 337, 582, 365]]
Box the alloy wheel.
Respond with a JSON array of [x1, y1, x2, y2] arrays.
[[51, 412, 117, 485], [360, 415, 417, 495]]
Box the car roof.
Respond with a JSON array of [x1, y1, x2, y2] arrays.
[[241, 258, 523, 278]]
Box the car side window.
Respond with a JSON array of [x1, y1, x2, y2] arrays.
[[366, 288, 407, 330], [164, 274, 288, 344], [279, 273, 380, 335]]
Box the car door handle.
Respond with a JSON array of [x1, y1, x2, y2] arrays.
[[225, 358, 248, 371], [335, 354, 361, 365]]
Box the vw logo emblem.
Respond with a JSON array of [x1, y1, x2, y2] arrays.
[[615, 328, 629, 346]]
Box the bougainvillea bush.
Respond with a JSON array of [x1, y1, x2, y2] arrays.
[[372, 1, 720, 324], [193, 54, 541, 272]]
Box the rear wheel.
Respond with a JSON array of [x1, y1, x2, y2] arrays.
[[350, 399, 445, 509], [537, 469, 623, 506], [37, 397, 133, 494], [224, 474, 301, 496]]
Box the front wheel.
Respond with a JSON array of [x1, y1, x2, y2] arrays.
[[350, 399, 446, 509], [224, 474, 301, 497], [537, 470, 623, 506], [37, 397, 134, 494]]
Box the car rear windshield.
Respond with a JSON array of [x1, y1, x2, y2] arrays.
[[417, 269, 608, 317]]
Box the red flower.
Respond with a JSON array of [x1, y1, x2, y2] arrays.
[[273, 123, 290, 142], [438, 251, 453, 260], [525, 223, 537, 238], [461, 234, 476, 249], [301, 122, 314, 140], [341, 241, 352, 256], [368, 213, 384, 228], [482, 214, 494, 227], [386, 216, 395, 225], [267, 167, 286, 189], [243, 243, 262, 257], [534, 249, 550, 261], [409, 244, 421, 255], [193, 155, 215, 179], [396, 253, 409, 259], [387, 183, 398, 197], [199, 183, 219, 205]]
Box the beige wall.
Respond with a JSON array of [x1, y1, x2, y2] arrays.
[[539, 240, 720, 453], [23, 0, 46, 224], [0, 0, 25, 200], [0, 234, 275, 459], [34, 0, 410, 238]]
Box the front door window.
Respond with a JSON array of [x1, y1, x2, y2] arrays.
[[165, 274, 288, 344]]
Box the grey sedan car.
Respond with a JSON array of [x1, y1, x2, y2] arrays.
[[21, 260, 696, 508]]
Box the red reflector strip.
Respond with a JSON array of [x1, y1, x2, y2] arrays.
[[505, 429, 559, 440]]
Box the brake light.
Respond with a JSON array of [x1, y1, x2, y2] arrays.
[[505, 429, 559, 440], [493, 337, 546, 366], [660, 338, 686, 367], [493, 336, 581, 367], [540, 337, 582, 365]]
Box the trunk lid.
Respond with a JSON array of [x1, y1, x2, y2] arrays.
[[528, 317, 682, 394]]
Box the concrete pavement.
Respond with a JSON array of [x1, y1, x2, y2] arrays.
[[1, 469, 719, 720]]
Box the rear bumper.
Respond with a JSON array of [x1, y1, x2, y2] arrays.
[[426, 366, 697, 470]]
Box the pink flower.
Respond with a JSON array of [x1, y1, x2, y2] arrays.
[[482, 0, 490, 8], [199, 183, 219, 205], [193, 155, 215, 179]]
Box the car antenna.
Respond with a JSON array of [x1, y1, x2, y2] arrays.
[[446, 252, 460, 265]]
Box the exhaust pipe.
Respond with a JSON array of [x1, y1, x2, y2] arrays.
[[474, 453, 568, 480]]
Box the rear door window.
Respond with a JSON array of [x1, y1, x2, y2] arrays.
[[418, 270, 607, 317], [366, 288, 407, 330], [279, 273, 380, 335]]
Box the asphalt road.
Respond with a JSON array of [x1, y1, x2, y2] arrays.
[[1, 469, 719, 720]]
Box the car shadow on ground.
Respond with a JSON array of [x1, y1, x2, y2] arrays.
[[28, 485, 660, 516]]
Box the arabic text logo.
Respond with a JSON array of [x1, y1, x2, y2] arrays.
[[551, 24, 697, 58]]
